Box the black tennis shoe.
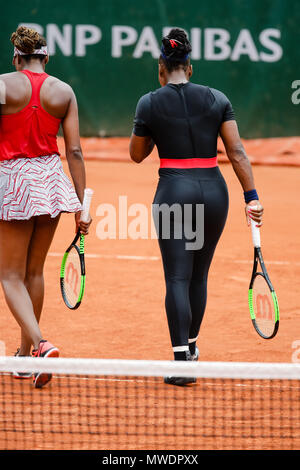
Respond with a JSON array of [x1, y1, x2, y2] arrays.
[[191, 346, 199, 361], [164, 350, 197, 386]]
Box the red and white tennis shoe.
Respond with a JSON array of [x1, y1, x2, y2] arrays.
[[32, 340, 59, 389]]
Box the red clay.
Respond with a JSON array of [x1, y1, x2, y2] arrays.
[[57, 136, 300, 166], [1, 375, 299, 450], [1, 156, 300, 361], [1, 137, 300, 450]]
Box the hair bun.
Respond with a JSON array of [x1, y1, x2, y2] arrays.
[[161, 28, 192, 61], [11, 26, 40, 54]]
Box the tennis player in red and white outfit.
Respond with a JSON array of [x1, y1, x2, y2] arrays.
[[0, 26, 91, 388]]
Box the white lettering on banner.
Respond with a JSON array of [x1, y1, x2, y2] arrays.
[[47, 24, 72, 56], [133, 26, 160, 58], [259, 29, 282, 62], [19, 23, 102, 57], [231, 29, 259, 61], [291, 80, 300, 105], [204, 28, 231, 60], [112, 26, 138, 58], [75, 25, 101, 56], [190, 28, 201, 60], [18, 23, 283, 62]]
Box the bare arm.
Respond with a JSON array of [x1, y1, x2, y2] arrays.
[[61, 90, 91, 234], [220, 120, 255, 191], [129, 133, 155, 163], [220, 120, 263, 226]]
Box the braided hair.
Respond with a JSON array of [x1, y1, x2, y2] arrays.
[[160, 28, 192, 72], [11, 26, 47, 62]]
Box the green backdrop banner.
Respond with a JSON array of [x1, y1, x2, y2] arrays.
[[0, 0, 299, 138]]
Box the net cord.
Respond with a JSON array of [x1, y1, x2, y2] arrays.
[[0, 357, 300, 380]]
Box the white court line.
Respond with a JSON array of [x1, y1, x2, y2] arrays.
[[49, 252, 160, 261], [49, 252, 300, 265], [23, 374, 300, 390], [235, 259, 299, 266], [229, 276, 249, 283]]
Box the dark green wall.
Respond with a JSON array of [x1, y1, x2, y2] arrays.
[[0, 0, 299, 138]]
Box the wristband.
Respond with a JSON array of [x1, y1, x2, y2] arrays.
[[244, 189, 259, 204]]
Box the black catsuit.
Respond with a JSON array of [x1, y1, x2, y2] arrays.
[[133, 82, 235, 352]]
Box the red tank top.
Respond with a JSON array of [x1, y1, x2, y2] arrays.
[[0, 70, 61, 161]]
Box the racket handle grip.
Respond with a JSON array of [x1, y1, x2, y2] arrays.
[[81, 188, 94, 223], [251, 219, 261, 247]]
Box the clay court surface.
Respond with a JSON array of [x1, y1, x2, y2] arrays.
[[0, 138, 300, 451], [0, 137, 299, 363]]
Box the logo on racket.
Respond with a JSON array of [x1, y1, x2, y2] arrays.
[[66, 262, 79, 295], [256, 294, 272, 320]]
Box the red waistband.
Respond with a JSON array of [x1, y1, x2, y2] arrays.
[[160, 157, 218, 169]]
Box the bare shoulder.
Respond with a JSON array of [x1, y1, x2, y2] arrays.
[[45, 76, 75, 97], [0, 72, 30, 104], [42, 76, 77, 112], [40, 75, 77, 117], [0, 71, 23, 83]]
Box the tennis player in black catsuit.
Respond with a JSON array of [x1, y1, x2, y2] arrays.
[[130, 28, 264, 385]]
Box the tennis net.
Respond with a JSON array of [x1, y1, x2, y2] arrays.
[[0, 356, 299, 450]]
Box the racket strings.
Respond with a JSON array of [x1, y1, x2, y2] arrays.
[[252, 274, 277, 338], [62, 247, 82, 307]]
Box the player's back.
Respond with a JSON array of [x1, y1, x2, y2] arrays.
[[137, 82, 234, 158]]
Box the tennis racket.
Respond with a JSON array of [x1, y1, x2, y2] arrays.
[[60, 188, 93, 309], [248, 218, 279, 339]]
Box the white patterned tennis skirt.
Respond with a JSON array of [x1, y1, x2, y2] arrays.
[[0, 154, 82, 221]]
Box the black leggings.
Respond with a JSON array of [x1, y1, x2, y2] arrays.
[[153, 167, 229, 350]]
